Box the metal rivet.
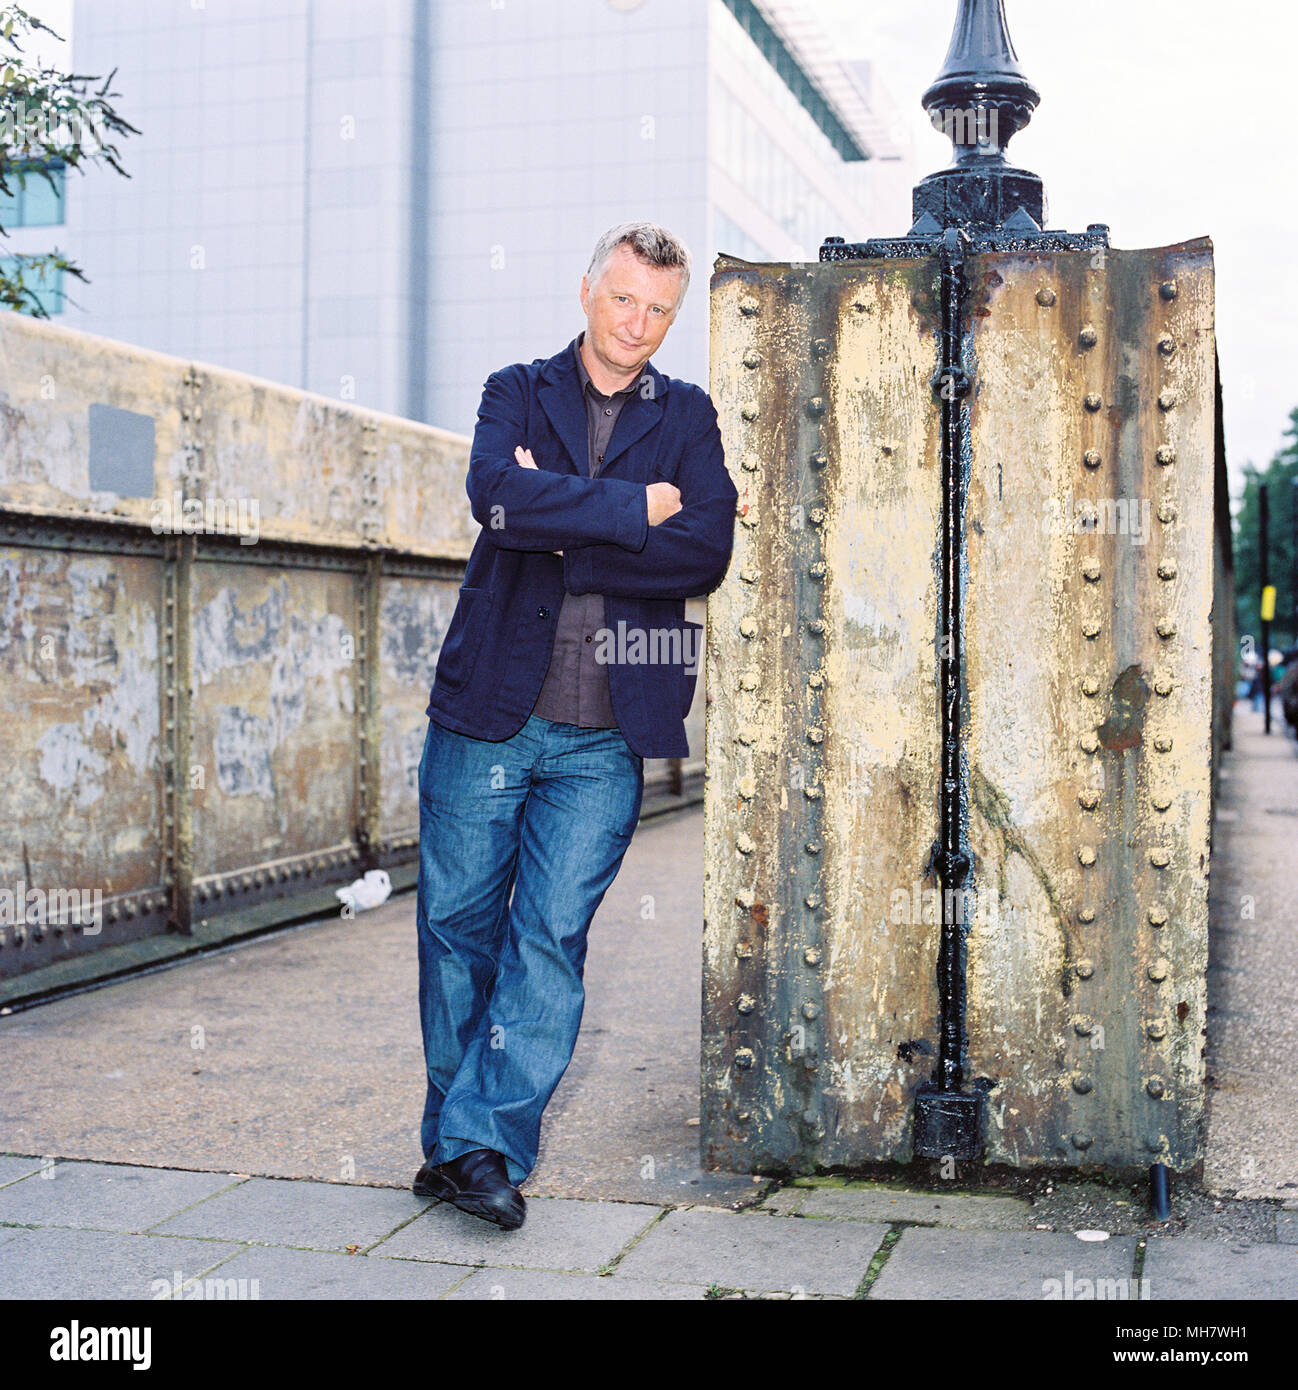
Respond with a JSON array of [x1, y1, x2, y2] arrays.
[[736, 1111, 751, 1123], [1158, 502, 1177, 523], [737, 775, 756, 800], [804, 785, 822, 800], [741, 407, 758, 422], [806, 397, 826, 418], [1076, 959, 1095, 979], [804, 894, 821, 909], [809, 562, 827, 580], [811, 338, 830, 359], [808, 619, 826, 635], [1156, 444, 1176, 466], [739, 295, 760, 316], [1153, 676, 1174, 697], [741, 455, 759, 472], [803, 1056, 819, 1071], [808, 507, 826, 526], [1036, 287, 1057, 306], [1146, 1078, 1166, 1099], [804, 946, 822, 966], [735, 941, 754, 959], [1158, 390, 1178, 412], [1157, 562, 1177, 580], [1081, 619, 1101, 639], [737, 993, 755, 1015], [1157, 334, 1177, 357], [743, 349, 761, 369], [736, 726, 757, 745], [739, 672, 760, 691], [1159, 281, 1178, 300], [1077, 846, 1097, 866], [1153, 734, 1173, 752], [810, 452, 828, 470], [1082, 560, 1102, 582], [738, 619, 757, 639], [736, 833, 756, 854], [1148, 904, 1168, 927], [1080, 733, 1100, 754], [734, 1048, 755, 1070], [1073, 1075, 1094, 1094], [735, 890, 755, 909], [1079, 325, 1098, 347], [1147, 1020, 1167, 1040], [1078, 907, 1096, 924], [802, 1002, 819, 1020], [1071, 1132, 1094, 1150], [1084, 393, 1103, 412], [1151, 792, 1172, 812], [1156, 619, 1176, 639], [807, 728, 825, 744], [1150, 847, 1170, 868], [1081, 676, 1100, 697], [1078, 790, 1100, 811], [739, 568, 758, 583], [1083, 449, 1103, 469], [807, 672, 825, 689], [805, 842, 821, 856], [1148, 959, 1170, 982], [1073, 1017, 1095, 1037]]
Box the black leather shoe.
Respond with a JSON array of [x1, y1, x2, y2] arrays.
[[412, 1148, 525, 1230]]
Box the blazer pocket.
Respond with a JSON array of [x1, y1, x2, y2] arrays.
[[434, 586, 493, 692]]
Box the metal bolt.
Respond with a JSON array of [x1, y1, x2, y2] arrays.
[[1078, 907, 1096, 924], [1080, 733, 1100, 754], [1153, 676, 1174, 697], [1150, 847, 1171, 868], [736, 726, 757, 745], [804, 894, 821, 909], [1158, 502, 1178, 523], [739, 568, 758, 583], [808, 672, 825, 689], [1079, 325, 1098, 347], [807, 728, 825, 744], [1156, 444, 1176, 465], [811, 338, 830, 360], [1081, 620, 1101, 639], [1077, 846, 1097, 866], [1146, 1133, 1166, 1153], [1157, 562, 1177, 580], [1148, 904, 1168, 927], [743, 350, 761, 369], [1156, 619, 1177, 639], [1158, 390, 1178, 412], [808, 619, 826, 635], [1151, 792, 1172, 812], [1073, 1075, 1094, 1094], [1147, 1020, 1168, 1040], [1153, 734, 1173, 752], [809, 562, 827, 580], [735, 890, 755, 909], [739, 295, 760, 316], [808, 507, 826, 526], [1036, 287, 1057, 306], [1085, 393, 1103, 413], [1076, 959, 1095, 979], [737, 993, 756, 1015], [1071, 1132, 1094, 1151], [1148, 959, 1170, 983], [804, 947, 822, 966], [1157, 334, 1177, 357], [805, 842, 821, 856], [806, 397, 826, 418], [1146, 1078, 1166, 1099], [1078, 790, 1100, 811], [802, 1002, 819, 1020], [741, 406, 758, 422], [741, 454, 760, 472], [735, 941, 754, 959], [737, 776, 756, 800], [734, 1048, 755, 1070], [804, 785, 823, 800], [810, 451, 828, 470], [739, 672, 760, 691], [1082, 560, 1102, 582], [1081, 676, 1100, 697], [1083, 449, 1103, 469], [739, 618, 757, 639], [736, 833, 756, 855], [1159, 280, 1178, 300], [1073, 1018, 1095, 1037]]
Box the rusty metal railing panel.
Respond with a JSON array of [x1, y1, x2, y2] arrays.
[[962, 241, 1215, 1170], [703, 257, 944, 1170]]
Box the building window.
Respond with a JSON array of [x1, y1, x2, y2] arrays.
[[1, 255, 66, 314], [0, 161, 67, 228]]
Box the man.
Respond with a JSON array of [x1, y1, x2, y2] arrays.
[[413, 222, 738, 1230]]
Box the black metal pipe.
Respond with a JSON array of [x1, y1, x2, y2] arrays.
[[1150, 1162, 1172, 1221]]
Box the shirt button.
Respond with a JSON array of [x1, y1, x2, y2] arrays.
[[604, 408, 613, 416], [584, 634, 592, 643], [537, 606, 549, 618]]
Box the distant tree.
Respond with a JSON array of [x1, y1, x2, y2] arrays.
[[1234, 405, 1298, 657], [0, 3, 138, 315]]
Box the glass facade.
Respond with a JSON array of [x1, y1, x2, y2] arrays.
[[0, 256, 65, 314], [0, 163, 66, 228]]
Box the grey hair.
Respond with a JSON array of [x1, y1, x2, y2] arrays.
[[585, 221, 691, 306]]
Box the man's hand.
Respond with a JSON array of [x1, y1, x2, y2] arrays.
[[515, 446, 562, 555], [646, 481, 682, 527]]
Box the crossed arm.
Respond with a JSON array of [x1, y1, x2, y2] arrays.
[[466, 367, 738, 601]]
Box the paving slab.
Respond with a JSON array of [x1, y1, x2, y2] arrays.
[[796, 1184, 1033, 1230], [1277, 1212, 1298, 1245], [870, 1228, 1139, 1300], [371, 1196, 661, 1273], [757, 1186, 809, 1215], [611, 1207, 888, 1296], [152, 1176, 431, 1251], [0, 1226, 244, 1300], [1143, 1238, 1298, 1299], [192, 1245, 474, 1299], [0, 1160, 240, 1233], [447, 1267, 709, 1300], [0, 1155, 48, 1186]]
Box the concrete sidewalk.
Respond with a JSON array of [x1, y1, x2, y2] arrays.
[[1, 1156, 1294, 1300]]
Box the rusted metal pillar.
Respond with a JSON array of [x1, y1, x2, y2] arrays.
[[703, 0, 1221, 1185]]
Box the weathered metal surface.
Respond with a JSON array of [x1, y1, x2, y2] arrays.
[[703, 256, 944, 1170], [704, 240, 1218, 1173], [962, 241, 1215, 1170]]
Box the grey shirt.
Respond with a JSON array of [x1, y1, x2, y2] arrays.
[[530, 335, 643, 728]]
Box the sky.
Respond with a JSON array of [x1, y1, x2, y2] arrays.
[[17, 0, 1297, 495]]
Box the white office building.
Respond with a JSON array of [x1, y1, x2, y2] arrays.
[[6, 0, 911, 432]]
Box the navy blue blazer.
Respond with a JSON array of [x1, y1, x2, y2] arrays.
[[424, 340, 739, 759]]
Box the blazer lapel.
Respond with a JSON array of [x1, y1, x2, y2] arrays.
[[601, 362, 667, 475], [536, 344, 587, 476]]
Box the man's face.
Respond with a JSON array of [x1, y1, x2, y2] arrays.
[[579, 244, 683, 378]]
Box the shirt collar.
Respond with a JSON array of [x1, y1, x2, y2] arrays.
[[573, 332, 646, 400]]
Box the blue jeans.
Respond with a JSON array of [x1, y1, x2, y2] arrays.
[[416, 713, 643, 1186]]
